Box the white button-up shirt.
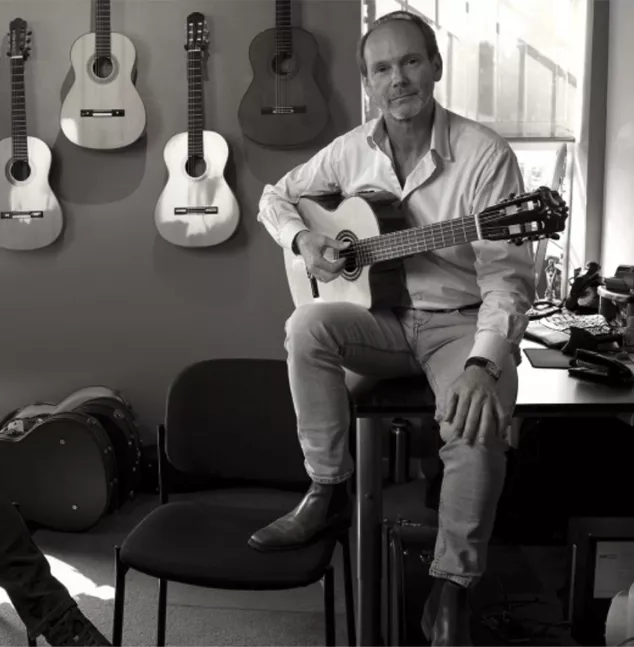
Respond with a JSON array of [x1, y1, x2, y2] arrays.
[[257, 100, 535, 369]]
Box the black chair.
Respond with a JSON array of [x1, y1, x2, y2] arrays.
[[112, 359, 355, 646]]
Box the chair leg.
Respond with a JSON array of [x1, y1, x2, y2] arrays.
[[112, 545, 129, 646], [323, 565, 336, 647], [157, 578, 168, 646], [340, 532, 356, 647]]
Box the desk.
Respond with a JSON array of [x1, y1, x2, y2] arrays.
[[354, 339, 634, 646]]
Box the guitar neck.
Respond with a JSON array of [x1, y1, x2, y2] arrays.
[[187, 49, 204, 158], [10, 56, 28, 162], [95, 0, 111, 58], [352, 217, 481, 266], [275, 0, 293, 55]]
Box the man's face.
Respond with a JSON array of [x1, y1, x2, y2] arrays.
[[362, 21, 442, 123]]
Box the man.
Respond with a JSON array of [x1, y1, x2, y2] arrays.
[[0, 478, 110, 646], [251, 10, 534, 646]]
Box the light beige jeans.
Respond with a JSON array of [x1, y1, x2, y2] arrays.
[[284, 302, 517, 587]]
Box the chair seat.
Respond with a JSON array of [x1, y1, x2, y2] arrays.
[[351, 376, 436, 415], [119, 500, 340, 590]]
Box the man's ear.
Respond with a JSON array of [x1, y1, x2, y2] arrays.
[[433, 54, 443, 83]]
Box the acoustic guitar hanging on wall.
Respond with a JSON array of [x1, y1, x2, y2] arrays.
[[60, 0, 146, 149], [238, 0, 329, 148], [153, 12, 240, 248], [0, 18, 63, 251]]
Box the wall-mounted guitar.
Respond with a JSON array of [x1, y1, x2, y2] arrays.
[[0, 19, 63, 251], [238, 0, 328, 147], [284, 187, 569, 308], [60, 0, 146, 149], [154, 12, 239, 248]]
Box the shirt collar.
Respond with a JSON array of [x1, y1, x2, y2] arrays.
[[366, 99, 453, 162]]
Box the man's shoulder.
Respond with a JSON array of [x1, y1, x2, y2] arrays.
[[445, 108, 514, 158]]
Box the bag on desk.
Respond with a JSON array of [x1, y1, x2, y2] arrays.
[[382, 518, 437, 646]]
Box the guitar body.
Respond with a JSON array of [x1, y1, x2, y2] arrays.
[[60, 32, 146, 149], [154, 131, 240, 247], [284, 194, 410, 309], [238, 27, 328, 147], [0, 136, 63, 250]]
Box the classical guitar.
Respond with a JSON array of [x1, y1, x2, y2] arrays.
[[154, 12, 240, 248], [0, 19, 63, 251], [284, 187, 569, 309], [60, 0, 146, 149], [238, 0, 328, 147]]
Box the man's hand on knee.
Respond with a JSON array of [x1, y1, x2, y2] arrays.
[[440, 366, 506, 445]]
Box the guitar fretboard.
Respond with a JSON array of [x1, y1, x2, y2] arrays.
[[95, 0, 111, 58], [187, 50, 204, 158], [10, 57, 28, 162], [275, 0, 293, 55], [347, 217, 481, 267]]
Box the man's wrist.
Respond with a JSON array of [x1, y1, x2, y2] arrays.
[[291, 230, 309, 255], [464, 356, 501, 381]]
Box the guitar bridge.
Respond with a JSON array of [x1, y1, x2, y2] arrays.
[[261, 106, 307, 115], [174, 207, 218, 215], [80, 109, 125, 117], [1, 210, 43, 220]]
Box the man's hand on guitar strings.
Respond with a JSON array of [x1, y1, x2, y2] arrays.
[[297, 231, 350, 283]]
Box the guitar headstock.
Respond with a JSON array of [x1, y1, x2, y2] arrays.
[[7, 18, 31, 60], [478, 187, 569, 246], [185, 12, 209, 54]]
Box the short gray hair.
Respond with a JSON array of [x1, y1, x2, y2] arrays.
[[357, 10, 440, 78]]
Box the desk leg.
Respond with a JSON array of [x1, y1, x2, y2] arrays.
[[356, 416, 383, 646]]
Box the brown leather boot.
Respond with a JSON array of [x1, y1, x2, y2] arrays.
[[248, 481, 352, 551], [421, 578, 473, 646]]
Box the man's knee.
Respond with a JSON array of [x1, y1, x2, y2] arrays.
[[284, 303, 356, 353]]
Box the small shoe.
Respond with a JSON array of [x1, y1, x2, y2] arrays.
[[248, 480, 351, 551], [41, 605, 111, 646], [421, 578, 472, 646]]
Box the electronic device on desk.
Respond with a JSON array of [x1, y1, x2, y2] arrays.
[[568, 349, 634, 386], [603, 265, 634, 294], [565, 261, 603, 312]]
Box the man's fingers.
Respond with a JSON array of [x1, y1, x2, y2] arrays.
[[462, 399, 482, 444], [451, 393, 470, 436], [478, 400, 496, 444], [443, 392, 458, 424], [494, 397, 507, 437]]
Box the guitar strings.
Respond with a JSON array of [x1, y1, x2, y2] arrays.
[[332, 204, 553, 267]]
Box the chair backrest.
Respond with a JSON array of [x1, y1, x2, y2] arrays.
[[164, 358, 310, 490]]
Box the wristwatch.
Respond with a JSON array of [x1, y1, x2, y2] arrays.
[[464, 356, 501, 381]]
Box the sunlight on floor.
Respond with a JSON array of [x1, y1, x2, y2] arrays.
[[0, 554, 114, 606]]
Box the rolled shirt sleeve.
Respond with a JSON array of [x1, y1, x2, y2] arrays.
[[468, 145, 536, 368]]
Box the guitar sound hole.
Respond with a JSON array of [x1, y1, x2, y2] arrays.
[[186, 155, 207, 179], [272, 53, 295, 77], [10, 159, 31, 182], [93, 56, 114, 79]]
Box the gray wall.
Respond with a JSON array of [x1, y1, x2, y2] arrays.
[[0, 0, 361, 441]]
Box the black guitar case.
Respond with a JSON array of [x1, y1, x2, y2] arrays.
[[72, 396, 142, 508], [0, 386, 142, 531], [0, 411, 117, 531]]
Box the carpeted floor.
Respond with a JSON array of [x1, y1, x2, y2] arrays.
[[1, 482, 578, 646]]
